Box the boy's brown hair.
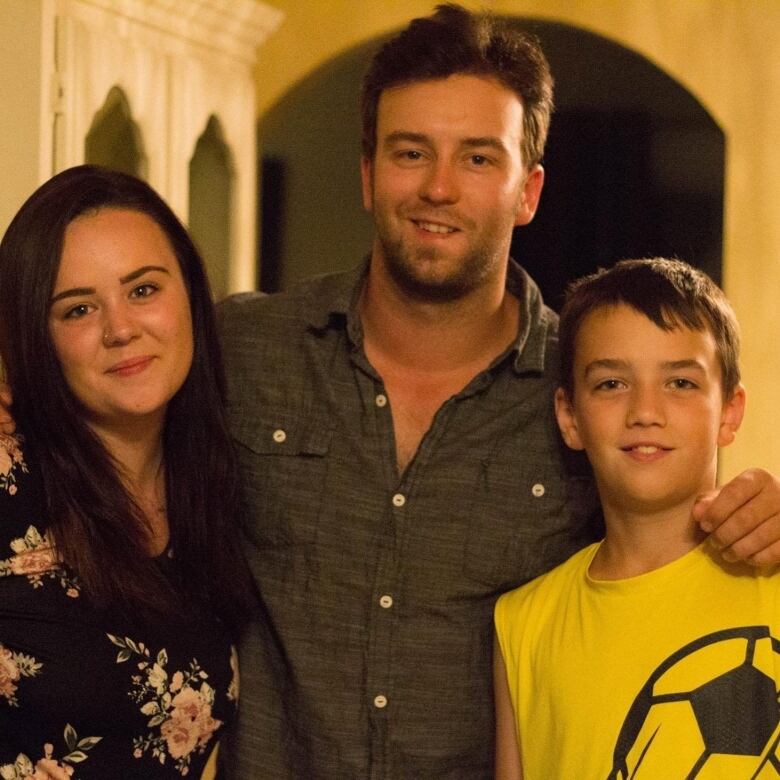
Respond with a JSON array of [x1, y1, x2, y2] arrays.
[[559, 258, 741, 398]]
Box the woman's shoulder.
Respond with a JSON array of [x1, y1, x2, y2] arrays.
[[0, 432, 29, 497], [0, 431, 48, 534], [0, 431, 67, 587]]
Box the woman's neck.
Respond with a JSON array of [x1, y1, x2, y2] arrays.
[[90, 419, 169, 554]]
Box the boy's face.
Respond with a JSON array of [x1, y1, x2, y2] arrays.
[[555, 304, 745, 517]]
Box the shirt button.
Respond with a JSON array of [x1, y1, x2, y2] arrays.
[[375, 393, 388, 407], [272, 429, 286, 444], [374, 694, 388, 709], [379, 595, 393, 609], [392, 493, 406, 508], [531, 483, 545, 498]]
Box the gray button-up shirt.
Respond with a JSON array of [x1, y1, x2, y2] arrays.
[[219, 260, 599, 779]]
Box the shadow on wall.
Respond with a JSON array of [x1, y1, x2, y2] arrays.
[[259, 18, 724, 308]]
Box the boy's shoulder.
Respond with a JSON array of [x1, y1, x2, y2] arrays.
[[498, 542, 599, 616]]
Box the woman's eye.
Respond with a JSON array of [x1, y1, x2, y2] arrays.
[[131, 283, 158, 298], [63, 304, 91, 319]]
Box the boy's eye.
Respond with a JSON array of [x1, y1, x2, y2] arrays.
[[670, 377, 697, 390]]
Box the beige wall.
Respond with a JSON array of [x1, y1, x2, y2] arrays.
[[0, 1, 50, 234], [256, 0, 780, 477]]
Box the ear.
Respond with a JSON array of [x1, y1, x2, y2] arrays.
[[514, 164, 545, 227], [360, 156, 374, 212], [717, 384, 746, 447], [554, 387, 585, 451]]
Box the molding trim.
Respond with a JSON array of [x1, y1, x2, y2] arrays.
[[66, 0, 284, 64]]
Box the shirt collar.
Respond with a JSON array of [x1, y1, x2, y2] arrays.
[[304, 259, 368, 343], [303, 257, 552, 374], [504, 258, 552, 375]]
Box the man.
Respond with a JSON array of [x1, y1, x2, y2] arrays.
[[219, 6, 780, 778]]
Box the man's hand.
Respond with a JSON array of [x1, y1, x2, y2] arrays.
[[0, 383, 14, 434], [35, 758, 74, 779], [694, 469, 780, 565]]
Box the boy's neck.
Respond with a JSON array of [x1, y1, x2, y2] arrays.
[[590, 499, 709, 580]]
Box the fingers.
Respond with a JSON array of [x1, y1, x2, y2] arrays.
[[35, 759, 73, 780], [691, 489, 720, 528], [0, 383, 15, 434], [695, 469, 780, 565]]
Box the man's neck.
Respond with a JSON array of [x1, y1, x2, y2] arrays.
[[359, 255, 519, 373], [591, 498, 709, 581], [359, 252, 520, 473]]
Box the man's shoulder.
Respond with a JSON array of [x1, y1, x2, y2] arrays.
[[217, 268, 357, 341], [498, 543, 597, 614]]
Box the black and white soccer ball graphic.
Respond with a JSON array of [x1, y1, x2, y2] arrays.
[[608, 626, 780, 778]]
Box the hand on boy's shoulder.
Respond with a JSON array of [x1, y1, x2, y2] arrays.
[[0, 384, 14, 434], [694, 468, 780, 565]]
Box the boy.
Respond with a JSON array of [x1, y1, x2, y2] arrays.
[[494, 258, 780, 778]]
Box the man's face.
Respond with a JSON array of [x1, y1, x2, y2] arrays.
[[555, 304, 745, 518], [361, 74, 544, 302]]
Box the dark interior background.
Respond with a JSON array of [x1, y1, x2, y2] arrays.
[[259, 18, 724, 310]]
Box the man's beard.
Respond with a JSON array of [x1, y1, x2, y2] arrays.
[[374, 221, 507, 304]]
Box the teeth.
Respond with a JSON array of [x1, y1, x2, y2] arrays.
[[418, 221, 455, 234], [635, 445, 659, 454]]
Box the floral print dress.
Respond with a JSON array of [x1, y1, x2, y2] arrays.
[[0, 434, 238, 779]]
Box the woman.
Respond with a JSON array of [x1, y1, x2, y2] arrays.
[[0, 166, 254, 778]]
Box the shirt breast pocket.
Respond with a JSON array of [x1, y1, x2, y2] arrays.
[[230, 409, 332, 548], [463, 460, 595, 590]]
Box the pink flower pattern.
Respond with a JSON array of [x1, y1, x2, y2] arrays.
[[0, 525, 79, 596], [108, 634, 236, 775], [0, 728, 101, 779], [0, 642, 41, 708], [0, 433, 27, 496], [0, 434, 234, 776]]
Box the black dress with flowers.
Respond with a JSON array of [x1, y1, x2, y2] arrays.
[[0, 434, 238, 779]]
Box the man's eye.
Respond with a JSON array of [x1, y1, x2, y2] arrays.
[[470, 155, 489, 166], [401, 150, 423, 160], [671, 378, 697, 390], [595, 379, 622, 391]]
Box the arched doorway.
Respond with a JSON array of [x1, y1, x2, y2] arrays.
[[189, 115, 234, 301], [514, 20, 723, 311], [259, 19, 724, 310], [85, 86, 147, 179]]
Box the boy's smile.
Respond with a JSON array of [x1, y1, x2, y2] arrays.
[[556, 304, 745, 519]]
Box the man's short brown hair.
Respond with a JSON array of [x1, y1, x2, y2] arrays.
[[360, 3, 554, 168]]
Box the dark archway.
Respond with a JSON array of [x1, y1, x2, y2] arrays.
[[259, 20, 724, 309], [189, 115, 234, 301], [85, 86, 147, 179], [513, 20, 723, 311]]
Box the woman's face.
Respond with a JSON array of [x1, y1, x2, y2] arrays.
[[48, 208, 194, 437]]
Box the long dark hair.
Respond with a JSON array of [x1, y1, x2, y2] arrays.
[[0, 165, 253, 636]]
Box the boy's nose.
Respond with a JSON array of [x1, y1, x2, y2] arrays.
[[626, 387, 666, 427]]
